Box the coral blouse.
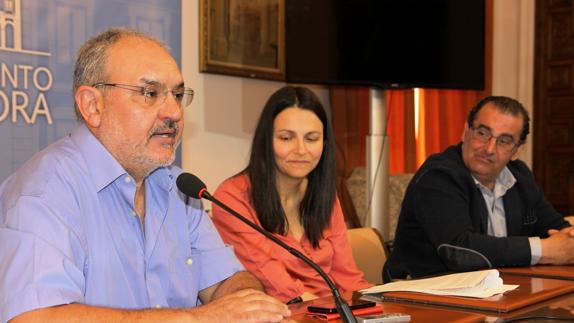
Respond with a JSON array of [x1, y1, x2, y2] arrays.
[[211, 174, 372, 302]]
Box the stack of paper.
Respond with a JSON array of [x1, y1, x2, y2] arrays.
[[361, 269, 518, 299]]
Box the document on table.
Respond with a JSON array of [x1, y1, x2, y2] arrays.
[[361, 269, 518, 299]]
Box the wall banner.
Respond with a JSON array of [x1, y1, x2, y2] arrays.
[[0, 0, 182, 182]]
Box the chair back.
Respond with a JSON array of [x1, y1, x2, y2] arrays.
[[346, 227, 387, 285], [388, 173, 414, 241]]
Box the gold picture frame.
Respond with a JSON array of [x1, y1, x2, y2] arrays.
[[199, 0, 285, 81]]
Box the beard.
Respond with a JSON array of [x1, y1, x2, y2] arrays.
[[97, 116, 181, 180], [134, 119, 181, 177]]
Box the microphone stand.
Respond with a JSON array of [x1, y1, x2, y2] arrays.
[[201, 191, 357, 323]]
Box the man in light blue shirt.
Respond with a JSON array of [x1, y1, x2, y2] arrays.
[[0, 28, 291, 322]]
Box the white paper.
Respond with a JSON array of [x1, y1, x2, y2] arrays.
[[360, 269, 518, 299]]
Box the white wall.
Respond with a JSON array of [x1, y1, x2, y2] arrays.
[[491, 0, 535, 167], [181, 1, 279, 195], [181, 1, 329, 198]]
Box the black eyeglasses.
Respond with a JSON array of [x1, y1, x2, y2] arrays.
[[93, 83, 194, 108], [469, 126, 521, 153]]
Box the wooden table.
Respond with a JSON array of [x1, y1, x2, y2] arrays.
[[290, 297, 486, 323], [290, 271, 574, 322], [378, 274, 574, 313], [500, 265, 574, 281]]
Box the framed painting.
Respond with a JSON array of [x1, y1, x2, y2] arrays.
[[199, 0, 285, 81]]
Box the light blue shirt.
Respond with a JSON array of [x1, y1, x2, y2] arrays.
[[0, 124, 244, 322], [473, 166, 542, 265]]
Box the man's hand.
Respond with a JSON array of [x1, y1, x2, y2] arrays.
[[540, 227, 574, 265], [205, 271, 264, 302], [547, 226, 574, 237], [10, 293, 293, 323], [10, 271, 294, 323], [194, 271, 294, 322], [189, 288, 292, 323]]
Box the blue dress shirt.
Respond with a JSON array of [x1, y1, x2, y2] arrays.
[[0, 124, 243, 322]]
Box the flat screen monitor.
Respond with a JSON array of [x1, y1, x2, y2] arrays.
[[285, 0, 485, 90]]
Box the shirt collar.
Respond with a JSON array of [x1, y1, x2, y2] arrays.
[[70, 124, 127, 192], [148, 166, 174, 193], [472, 166, 517, 198], [70, 124, 174, 193]]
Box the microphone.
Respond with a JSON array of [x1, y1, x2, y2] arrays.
[[176, 172, 357, 323]]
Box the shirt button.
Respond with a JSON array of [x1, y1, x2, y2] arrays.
[[124, 176, 132, 183], [155, 304, 161, 309], [131, 210, 137, 217], [186, 258, 193, 266]]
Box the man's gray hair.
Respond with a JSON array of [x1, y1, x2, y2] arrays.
[[73, 28, 169, 121]]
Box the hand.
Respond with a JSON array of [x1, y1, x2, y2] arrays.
[[190, 288, 291, 323], [547, 226, 574, 237], [540, 228, 574, 265]]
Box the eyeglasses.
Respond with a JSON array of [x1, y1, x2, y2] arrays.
[[93, 83, 194, 108], [469, 126, 521, 152]]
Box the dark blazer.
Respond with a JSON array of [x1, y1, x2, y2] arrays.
[[383, 144, 569, 282]]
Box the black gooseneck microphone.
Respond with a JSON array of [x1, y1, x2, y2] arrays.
[[176, 172, 357, 323]]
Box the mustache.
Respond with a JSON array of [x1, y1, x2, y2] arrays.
[[476, 150, 495, 161], [149, 119, 179, 137]]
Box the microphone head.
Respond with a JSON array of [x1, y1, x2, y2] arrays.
[[176, 172, 207, 199]]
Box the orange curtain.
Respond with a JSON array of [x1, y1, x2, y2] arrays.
[[330, 86, 371, 227], [387, 89, 416, 175], [330, 86, 370, 178], [330, 88, 490, 175], [416, 89, 484, 167]]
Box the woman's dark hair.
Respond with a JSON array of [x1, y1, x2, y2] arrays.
[[467, 96, 530, 143], [244, 86, 336, 248]]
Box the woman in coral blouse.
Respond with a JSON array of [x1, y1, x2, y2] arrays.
[[212, 86, 372, 304]]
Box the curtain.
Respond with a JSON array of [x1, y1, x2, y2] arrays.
[[330, 86, 371, 178], [387, 89, 416, 175], [330, 86, 370, 227], [416, 89, 484, 167]]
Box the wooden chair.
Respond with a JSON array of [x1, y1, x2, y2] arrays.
[[346, 227, 387, 285]]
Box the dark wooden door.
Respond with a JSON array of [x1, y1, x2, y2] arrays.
[[534, 0, 574, 215]]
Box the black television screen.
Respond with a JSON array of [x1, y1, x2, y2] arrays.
[[285, 0, 485, 90]]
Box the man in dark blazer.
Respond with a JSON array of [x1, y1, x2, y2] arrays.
[[384, 96, 574, 282]]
